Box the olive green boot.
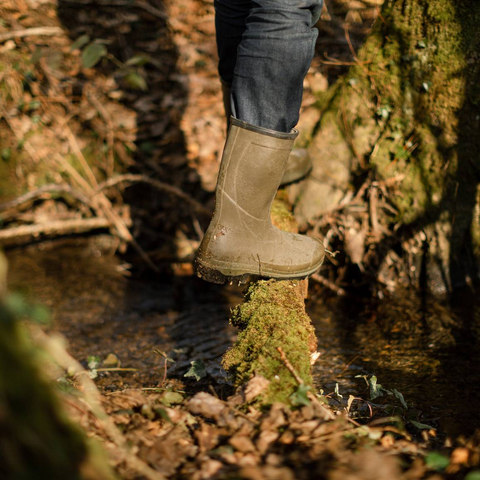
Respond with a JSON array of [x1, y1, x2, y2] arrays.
[[221, 82, 312, 186], [194, 118, 325, 284]]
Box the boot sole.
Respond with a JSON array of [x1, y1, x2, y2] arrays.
[[194, 257, 322, 285]]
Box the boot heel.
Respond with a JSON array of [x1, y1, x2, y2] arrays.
[[194, 259, 252, 285]]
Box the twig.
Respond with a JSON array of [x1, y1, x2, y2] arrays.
[[277, 347, 335, 420], [87, 91, 115, 176], [54, 155, 159, 272], [63, 121, 99, 188], [344, 25, 360, 64], [0, 183, 92, 212], [277, 347, 304, 385], [310, 273, 347, 296], [75, 368, 138, 377], [31, 328, 168, 480], [0, 27, 63, 43], [369, 182, 381, 236], [96, 174, 212, 217], [0, 217, 117, 247]]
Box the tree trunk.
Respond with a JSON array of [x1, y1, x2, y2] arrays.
[[293, 0, 480, 295]]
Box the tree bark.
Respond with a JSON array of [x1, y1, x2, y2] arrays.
[[294, 0, 480, 295]]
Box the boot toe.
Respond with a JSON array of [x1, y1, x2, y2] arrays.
[[307, 236, 325, 270]]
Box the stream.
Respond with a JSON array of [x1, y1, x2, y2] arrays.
[[6, 239, 480, 440]]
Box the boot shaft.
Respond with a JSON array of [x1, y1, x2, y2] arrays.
[[214, 118, 297, 225]]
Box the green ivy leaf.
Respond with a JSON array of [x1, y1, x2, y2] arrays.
[[71, 34, 90, 51], [393, 389, 408, 409], [81, 43, 107, 69], [290, 384, 311, 407], [124, 71, 148, 91], [126, 54, 151, 66], [369, 375, 384, 400], [87, 355, 101, 370], [154, 406, 173, 423], [184, 359, 206, 381], [410, 420, 434, 430]]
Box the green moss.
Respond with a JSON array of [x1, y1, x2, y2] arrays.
[[271, 197, 297, 233], [222, 279, 316, 405]]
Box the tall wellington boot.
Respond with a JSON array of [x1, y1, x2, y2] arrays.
[[221, 82, 312, 186], [194, 118, 325, 284]]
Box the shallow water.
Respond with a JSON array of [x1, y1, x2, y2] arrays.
[[6, 240, 480, 439]]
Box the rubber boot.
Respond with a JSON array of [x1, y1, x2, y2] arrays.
[[194, 118, 325, 284], [221, 81, 312, 186]]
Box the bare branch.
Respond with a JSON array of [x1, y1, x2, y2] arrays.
[[0, 184, 92, 212], [0, 27, 63, 43], [96, 174, 212, 216]]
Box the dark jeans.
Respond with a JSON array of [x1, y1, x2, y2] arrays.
[[215, 0, 322, 132]]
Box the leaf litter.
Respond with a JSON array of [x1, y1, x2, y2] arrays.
[[2, 0, 480, 479]]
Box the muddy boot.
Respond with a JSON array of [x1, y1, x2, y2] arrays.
[[194, 118, 325, 284], [221, 82, 312, 186]]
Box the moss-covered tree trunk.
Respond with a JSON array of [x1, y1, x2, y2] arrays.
[[293, 0, 480, 295]]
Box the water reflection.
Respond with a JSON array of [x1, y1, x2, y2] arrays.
[[309, 286, 480, 438]]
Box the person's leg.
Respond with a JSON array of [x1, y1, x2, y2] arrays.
[[232, 0, 322, 132], [195, 0, 324, 284], [214, 0, 251, 86]]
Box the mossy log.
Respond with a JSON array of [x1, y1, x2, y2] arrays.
[[293, 0, 480, 294], [0, 253, 113, 480], [222, 199, 318, 405]]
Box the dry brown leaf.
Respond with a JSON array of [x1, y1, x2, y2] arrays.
[[187, 392, 226, 419], [244, 375, 270, 403]]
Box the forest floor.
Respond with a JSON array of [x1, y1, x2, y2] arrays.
[[2, 0, 480, 479]]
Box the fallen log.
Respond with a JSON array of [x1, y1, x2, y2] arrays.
[[0, 253, 115, 480], [0, 217, 119, 247]]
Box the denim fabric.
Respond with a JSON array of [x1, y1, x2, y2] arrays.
[[215, 0, 322, 132]]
